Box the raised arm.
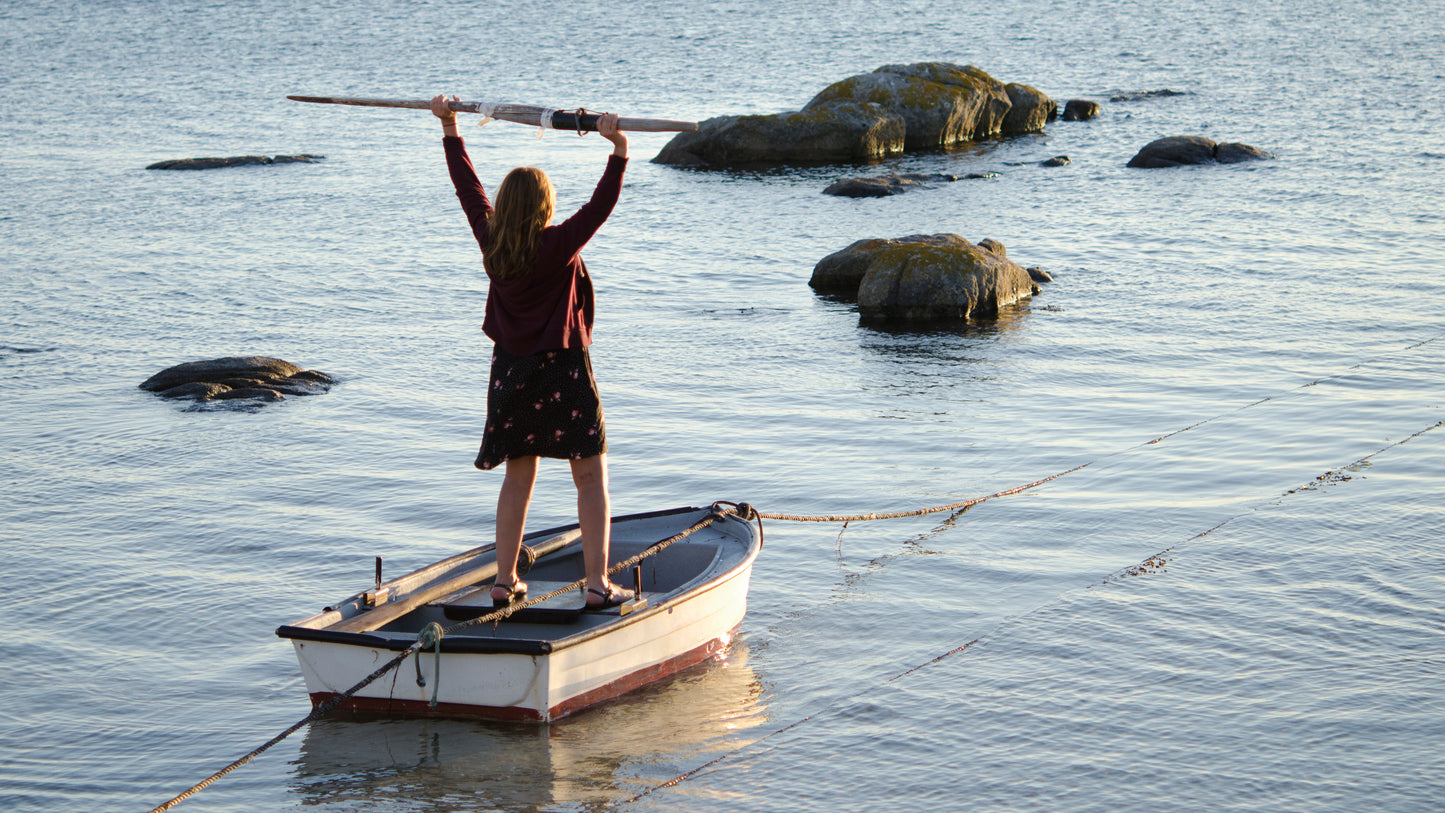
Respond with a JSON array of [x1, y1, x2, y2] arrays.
[[434, 93, 493, 248]]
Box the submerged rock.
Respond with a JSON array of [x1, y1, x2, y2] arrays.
[[823, 172, 961, 197], [811, 234, 1041, 323], [1127, 136, 1274, 168], [141, 356, 334, 407], [146, 155, 323, 170], [1109, 89, 1188, 102], [654, 62, 1053, 167]]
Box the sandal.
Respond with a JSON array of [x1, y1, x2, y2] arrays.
[[490, 581, 528, 608], [583, 585, 634, 611]]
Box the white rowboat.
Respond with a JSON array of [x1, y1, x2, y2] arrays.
[[276, 505, 761, 722]]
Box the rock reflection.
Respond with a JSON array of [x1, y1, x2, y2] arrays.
[[857, 300, 1030, 350], [290, 643, 765, 811]]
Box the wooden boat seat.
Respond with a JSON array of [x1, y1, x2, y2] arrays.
[[438, 580, 587, 624]]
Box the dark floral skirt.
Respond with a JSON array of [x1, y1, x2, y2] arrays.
[[475, 345, 606, 470]]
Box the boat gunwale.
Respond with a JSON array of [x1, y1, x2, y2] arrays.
[[276, 506, 761, 656]]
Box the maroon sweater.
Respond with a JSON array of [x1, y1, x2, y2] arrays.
[[443, 136, 627, 357]]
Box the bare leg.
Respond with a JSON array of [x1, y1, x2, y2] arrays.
[[570, 453, 619, 599], [492, 456, 538, 600]]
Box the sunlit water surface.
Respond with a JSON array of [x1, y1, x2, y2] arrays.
[[2, 1, 1443, 811]]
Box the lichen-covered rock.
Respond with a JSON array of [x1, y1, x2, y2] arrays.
[[1127, 136, 1274, 168], [811, 234, 1040, 322], [652, 103, 905, 166], [810, 238, 901, 293], [141, 356, 333, 407], [856, 234, 1039, 322], [805, 63, 1015, 150], [654, 62, 1053, 167], [1002, 83, 1056, 135], [145, 155, 323, 170]]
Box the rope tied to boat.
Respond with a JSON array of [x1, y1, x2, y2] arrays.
[[145, 474, 1086, 812], [414, 622, 444, 708]]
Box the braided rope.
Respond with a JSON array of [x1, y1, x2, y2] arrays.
[[145, 508, 733, 812], [754, 463, 1090, 523]]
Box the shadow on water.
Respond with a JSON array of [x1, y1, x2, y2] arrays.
[[289, 643, 765, 812], [855, 303, 1032, 360]]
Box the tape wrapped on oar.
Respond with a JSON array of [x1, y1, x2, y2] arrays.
[[287, 95, 699, 133]]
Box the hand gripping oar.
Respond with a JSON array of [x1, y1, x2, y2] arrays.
[[287, 95, 699, 133]]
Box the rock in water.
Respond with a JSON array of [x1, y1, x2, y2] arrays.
[[1127, 136, 1274, 168], [1002, 83, 1056, 135], [654, 62, 1054, 167], [1215, 142, 1275, 163], [140, 356, 334, 408], [653, 103, 906, 166], [811, 235, 1041, 323], [822, 172, 960, 198], [145, 155, 323, 170], [1063, 99, 1101, 121]]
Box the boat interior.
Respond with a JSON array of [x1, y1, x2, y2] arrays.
[[365, 538, 728, 645], [276, 508, 758, 655]]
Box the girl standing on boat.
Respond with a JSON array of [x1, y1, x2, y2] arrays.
[[431, 94, 633, 611]]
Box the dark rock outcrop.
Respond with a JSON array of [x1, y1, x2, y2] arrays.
[[1040, 155, 1071, 167], [811, 234, 1041, 323], [1109, 89, 1188, 102], [1127, 136, 1274, 168], [1215, 142, 1275, 163], [141, 356, 334, 407], [655, 62, 1053, 167], [1002, 83, 1056, 134], [653, 103, 905, 166], [146, 155, 323, 170], [1062, 99, 1100, 121], [823, 172, 963, 198]]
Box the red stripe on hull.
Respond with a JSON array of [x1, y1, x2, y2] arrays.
[[310, 629, 735, 723]]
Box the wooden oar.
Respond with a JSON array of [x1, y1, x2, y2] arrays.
[[287, 95, 699, 133]]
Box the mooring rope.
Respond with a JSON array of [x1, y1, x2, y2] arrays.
[[753, 463, 1090, 524], [607, 418, 1445, 810], [147, 336, 1440, 811], [145, 507, 733, 813]]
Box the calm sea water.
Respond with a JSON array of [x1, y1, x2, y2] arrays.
[[3, 0, 1443, 811]]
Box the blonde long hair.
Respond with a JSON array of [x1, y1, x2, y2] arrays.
[[484, 167, 555, 280]]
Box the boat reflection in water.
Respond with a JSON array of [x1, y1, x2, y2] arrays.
[[290, 642, 765, 811]]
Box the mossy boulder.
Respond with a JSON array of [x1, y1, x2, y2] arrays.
[[811, 234, 1041, 323], [141, 356, 334, 407], [804, 63, 1014, 150], [654, 62, 1053, 167]]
